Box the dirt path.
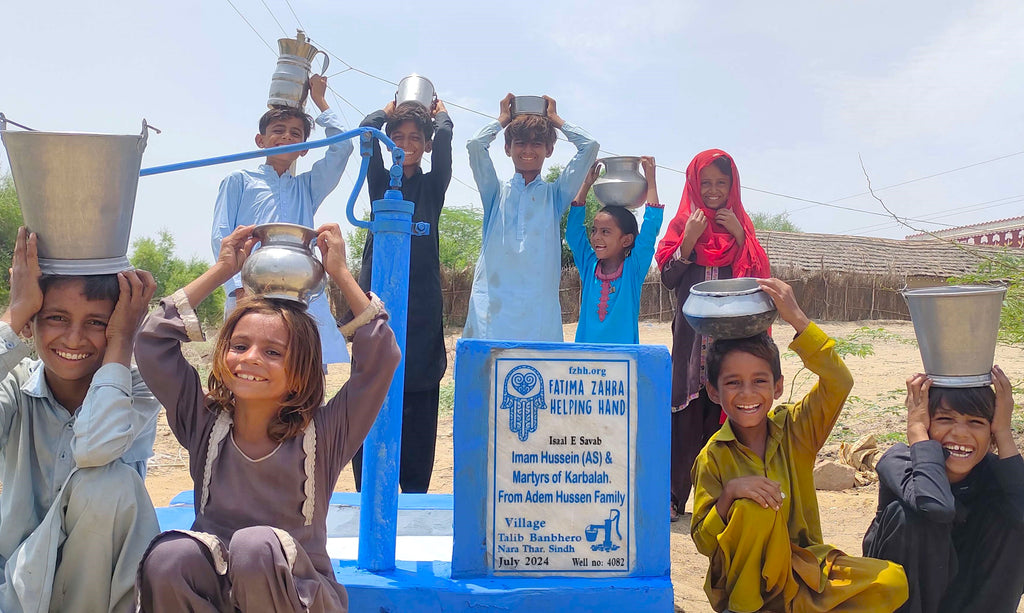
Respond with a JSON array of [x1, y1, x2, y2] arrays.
[[144, 319, 1024, 612]]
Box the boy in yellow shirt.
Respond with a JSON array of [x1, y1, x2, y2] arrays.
[[690, 278, 908, 613]]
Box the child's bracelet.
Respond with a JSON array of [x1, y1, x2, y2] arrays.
[[570, 200, 586, 207], [338, 292, 387, 341]]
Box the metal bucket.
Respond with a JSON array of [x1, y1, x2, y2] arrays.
[[395, 74, 435, 111], [510, 95, 547, 117], [268, 30, 329, 109], [903, 285, 1007, 387], [1, 120, 150, 274]]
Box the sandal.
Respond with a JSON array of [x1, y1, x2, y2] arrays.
[[670, 502, 680, 523]]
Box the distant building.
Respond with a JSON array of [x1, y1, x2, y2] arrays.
[[905, 215, 1024, 248]]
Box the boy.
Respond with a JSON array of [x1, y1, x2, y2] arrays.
[[463, 93, 599, 341], [211, 74, 353, 365], [350, 98, 453, 493], [0, 228, 161, 613], [862, 368, 1024, 613], [690, 278, 908, 613]]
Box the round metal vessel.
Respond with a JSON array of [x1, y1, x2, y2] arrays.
[[510, 95, 547, 117], [242, 223, 325, 304], [395, 74, 436, 111], [592, 156, 647, 209], [682, 278, 778, 339], [903, 285, 1006, 387]]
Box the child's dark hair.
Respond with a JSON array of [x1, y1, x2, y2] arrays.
[[597, 206, 639, 257], [710, 155, 733, 178], [928, 386, 996, 422], [39, 274, 120, 304], [259, 105, 314, 140], [207, 297, 325, 442], [706, 333, 782, 387], [504, 115, 557, 148], [386, 101, 434, 141]]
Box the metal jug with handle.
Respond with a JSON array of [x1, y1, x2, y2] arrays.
[[268, 30, 329, 109], [592, 156, 647, 209]]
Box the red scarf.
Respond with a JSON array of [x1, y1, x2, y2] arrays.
[[654, 149, 770, 278]]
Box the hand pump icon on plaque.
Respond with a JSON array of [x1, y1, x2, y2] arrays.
[[500, 365, 547, 442], [585, 509, 622, 552]]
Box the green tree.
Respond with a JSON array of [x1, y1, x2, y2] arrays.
[[544, 165, 602, 268], [345, 206, 485, 272], [129, 230, 224, 327], [751, 210, 801, 233], [949, 250, 1024, 346], [0, 173, 25, 306]]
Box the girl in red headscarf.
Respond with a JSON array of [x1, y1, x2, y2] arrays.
[[656, 149, 770, 521]]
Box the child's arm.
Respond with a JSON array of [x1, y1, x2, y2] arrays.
[[0, 228, 43, 442], [990, 365, 1024, 522], [359, 101, 392, 194], [307, 75, 355, 209], [565, 163, 599, 275], [71, 269, 161, 468], [758, 278, 852, 456], [659, 212, 707, 290], [548, 97, 600, 216], [467, 95, 511, 224], [315, 223, 401, 465], [431, 100, 454, 193], [630, 157, 665, 272], [211, 173, 246, 300]]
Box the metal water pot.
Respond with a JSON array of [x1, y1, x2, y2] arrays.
[[395, 74, 436, 111], [268, 30, 329, 109], [242, 223, 325, 304], [682, 278, 778, 339], [592, 156, 647, 209], [903, 285, 1007, 387], [0, 118, 150, 274]]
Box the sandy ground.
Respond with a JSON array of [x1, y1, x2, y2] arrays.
[[143, 319, 1024, 612]]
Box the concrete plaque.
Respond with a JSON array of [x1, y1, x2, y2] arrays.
[[487, 350, 637, 575]]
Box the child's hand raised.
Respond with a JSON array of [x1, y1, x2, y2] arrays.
[[309, 74, 329, 111], [216, 225, 255, 276], [640, 156, 656, 179], [991, 365, 1015, 439], [498, 93, 514, 127], [718, 475, 784, 519], [543, 96, 565, 129], [103, 270, 157, 367], [1, 227, 43, 333], [757, 278, 810, 335], [433, 99, 447, 116], [683, 209, 708, 241], [383, 100, 397, 117], [905, 373, 931, 444], [315, 223, 349, 280]]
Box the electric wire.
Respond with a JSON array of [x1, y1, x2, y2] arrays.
[[222, 0, 277, 55], [281, 0, 306, 31], [258, 0, 289, 36]]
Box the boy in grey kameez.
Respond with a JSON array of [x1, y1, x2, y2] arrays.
[[0, 228, 161, 613]]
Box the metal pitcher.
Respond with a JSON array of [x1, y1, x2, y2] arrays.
[[0, 118, 150, 275], [395, 74, 436, 111], [592, 156, 647, 209], [242, 223, 325, 304], [903, 284, 1007, 387], [268, 30, 329, 109]]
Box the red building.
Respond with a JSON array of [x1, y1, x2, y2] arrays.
[[906, 215, 1024, 248]]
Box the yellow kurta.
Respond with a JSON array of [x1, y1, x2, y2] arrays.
[[690, 323, 908, 613]]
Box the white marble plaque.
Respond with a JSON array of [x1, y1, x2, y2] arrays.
[[486, 350, 637, 576]]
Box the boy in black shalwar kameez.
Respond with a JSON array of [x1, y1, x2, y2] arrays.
[[350, 99, 453, 493], [863, 366, 1024, 613]]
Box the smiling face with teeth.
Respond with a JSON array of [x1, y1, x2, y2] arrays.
[[707, 350, 785, 451], [221, 312, 293, 411], [27, 279, 116, 411], [699, 163, 732, 211], [928, 403, 992, 483]]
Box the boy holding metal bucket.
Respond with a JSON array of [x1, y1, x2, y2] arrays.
[[210, 74, 354, 367]]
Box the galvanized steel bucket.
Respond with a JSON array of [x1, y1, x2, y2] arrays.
[[903, 285, 1007, 387], [1, 118, 150, 275], [395, 74, 436, 111]]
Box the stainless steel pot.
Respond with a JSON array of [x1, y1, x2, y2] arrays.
[[510, 95, 547, 117], [242, 223, 325, 304], [0, 119, 150, 274], [395, 74, 436, 111], [682, 278, 778, 339], [903, 285, 1006, 387], [268, 30, 329, 109], [592, 156, 647, 209]]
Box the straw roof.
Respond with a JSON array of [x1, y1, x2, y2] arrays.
[[760, 230, 1006, 277]]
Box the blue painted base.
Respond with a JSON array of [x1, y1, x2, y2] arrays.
[[333, 558, 674, 612]]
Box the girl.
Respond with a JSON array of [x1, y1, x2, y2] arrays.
[[654, 149, 770, 521], [134, 224, 400, 612], [566, 155, 664, 344]]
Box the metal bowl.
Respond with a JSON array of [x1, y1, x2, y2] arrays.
[[682, 278, 777, 339], [510, 95, 547, 117]]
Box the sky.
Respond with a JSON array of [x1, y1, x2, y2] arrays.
[[2, 0, 1023, 262]]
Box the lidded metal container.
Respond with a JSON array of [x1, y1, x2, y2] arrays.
[[903, 285, 1007, 387], [592, 156, 648, 209], [268, 30, 329, 109], [242, 223, 325, 304], [0, 118, 150, 274], [395, 74, 436, 111]]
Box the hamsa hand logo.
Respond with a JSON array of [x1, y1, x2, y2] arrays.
[[500, 365, 546, 441]]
